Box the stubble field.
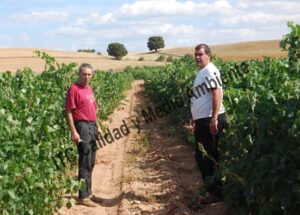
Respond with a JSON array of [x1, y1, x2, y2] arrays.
[[0, 40, 286, 73]]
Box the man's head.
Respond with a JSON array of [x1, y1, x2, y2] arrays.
[[194, 44, 211, 69], [78, 63, 93, 86]]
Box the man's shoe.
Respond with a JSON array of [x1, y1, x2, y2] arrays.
[[77, 198, 98, 207], [89, 195, 104, 203]]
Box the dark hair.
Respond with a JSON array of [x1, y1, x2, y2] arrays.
[[195, 43, 212, 60], [78, 63, 93, 75]]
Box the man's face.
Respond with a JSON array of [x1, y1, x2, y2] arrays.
[[194, 48, 210, 69], [78, 67, 92, 86]]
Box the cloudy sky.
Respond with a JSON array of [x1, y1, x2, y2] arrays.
[[0, 0, 299, 53]]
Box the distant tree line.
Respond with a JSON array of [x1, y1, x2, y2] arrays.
[[78, 35, 166, 60], [77, 49, 96, 53], [77, 49, 102, 55]]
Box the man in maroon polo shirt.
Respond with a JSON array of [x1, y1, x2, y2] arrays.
[[65, 63, 101, 207]]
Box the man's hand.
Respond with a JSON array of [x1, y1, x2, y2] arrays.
[[71, 131, 80, 144], [210, 88, 221, 135], [209, 119, 218, 135], [191, 119, 195, 129], [66, 110, 80, 144], [96, 128, 102, 139]]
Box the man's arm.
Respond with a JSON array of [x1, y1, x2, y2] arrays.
[[210, 88, 222, 134], [66, 110, 80, 144]]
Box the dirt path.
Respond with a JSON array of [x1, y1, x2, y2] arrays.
[[58, 80, 228, 215], [119, 81, 228, 215]]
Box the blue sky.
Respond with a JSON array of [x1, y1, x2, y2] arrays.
[[1, 0, 299, 53]]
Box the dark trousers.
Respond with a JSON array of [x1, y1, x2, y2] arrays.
[[75, 121, 98, 199], [194, 113, 228, 196]]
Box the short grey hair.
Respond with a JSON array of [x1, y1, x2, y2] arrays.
[[78, 63, 93, 75]]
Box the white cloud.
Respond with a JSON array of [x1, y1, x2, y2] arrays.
[[221, 12, 300, 26], [101, 13, 115, 23], [220, 1, 300, 27], [73, 12, 115, 26], [49, 27, 88, 36], [12, 10, 69, 23], [137, 23, 196, 36], [119, 0, 232, 16], [203, 25, 288, 45], [210, 28, 258, 40], [237, 1, 300, 11]]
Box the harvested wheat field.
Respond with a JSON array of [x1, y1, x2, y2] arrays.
[[0, 40, 287, 73], [161, 40, 287, 61], [0, 48, 167, 73]]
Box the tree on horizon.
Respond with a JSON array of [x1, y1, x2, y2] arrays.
[[147, 36, 165, 52]]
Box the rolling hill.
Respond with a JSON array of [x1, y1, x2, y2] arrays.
[[0, 40, 287, 73]]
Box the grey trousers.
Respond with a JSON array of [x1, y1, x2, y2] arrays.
[[75, 121, 98, 199]]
